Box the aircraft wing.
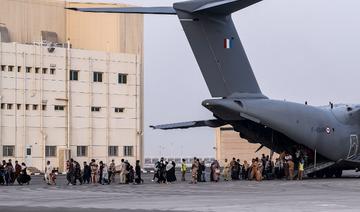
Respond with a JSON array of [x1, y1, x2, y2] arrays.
[[66, 7, 177, 15], [150, 119, 226, 130]]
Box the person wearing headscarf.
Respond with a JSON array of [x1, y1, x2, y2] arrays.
[[191, 157, 199, 184], [166, 161, 177, 183], [211, 160, 220, 182]]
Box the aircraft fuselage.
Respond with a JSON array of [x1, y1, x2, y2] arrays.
[[203, 98, 360, 162]]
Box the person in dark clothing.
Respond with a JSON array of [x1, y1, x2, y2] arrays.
[[0, 160, 5, 185], [73, 161, 83, 185], [231, 160, 239, 180], [153, 160, 160, 182], [66, 159, 75, 185], [98, 161, 104, 184], [14, 161, 21, 184], [166, 161, 177, 183], [124, 160, 131, 184], [135, 160, 143, 184], [197, 159, 202, 182], [157, 158, 166, 184], [17, 163, 31, 185], [83, 161, 91, 184], [128, 165, 135, 184]]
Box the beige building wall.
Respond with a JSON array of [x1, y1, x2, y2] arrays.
[[0, 0, 66, 43], [0, 0, 144, 55], [0, 0, 144, 172], [66, 2, 144, 55], [216, 127, 277, 165]]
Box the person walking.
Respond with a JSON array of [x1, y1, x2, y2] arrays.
[[135, 160, 143, 184], [17, 163, 31, 185], [191, 157, 199, 184], [181, 159, 187, 181], [5, 160, 14, 185], [83, 161, 91, 184], [242, 160, 249, 180], [211, 160, 221, 182], [45, 161, 54, 185], [14, 161, 21, 183], [223, 158, 230, 181], [119, 159, 127, 184], [288, 159, 295, 180], [200, 160, 206, 182], [166, 161, 177, 183], [90, 159, 98, 184], [0, 160, 6, 185], [101, 163, 109, 185], [109, 159, 116, 184], [74, 161, 83, 185]]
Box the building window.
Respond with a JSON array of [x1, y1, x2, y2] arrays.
[[0, 103, 5, 109], [35, 67, 40, 74], [8, 66, 14, 72], [91, 106, 101, 112], [7, 104, 13, 110], [17, 66, 21, 72], [54, 105, 65, 111], [3, 145, 15, 157], [33, 104, 38, 110], [108, 146, 119, 156], [42, 68, 48, 74], [45, 146, 57, 157], [50, 68, 56, 75], [70, 70, 79, 81], [17, 104, 21, 110], [123, 146, 133, 157], [42, 105, 47, 111], [77, 146, 87, 157], [114, 107, 125, 113], [1, 65, 5, 71], [26, 148, 31, 156], [26, 67, 31, 73], [118, 73, 128, 84], [93, 72, 103, 82], [25, 104, 30, 110]]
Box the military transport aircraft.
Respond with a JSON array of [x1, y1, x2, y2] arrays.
[[68, 0, 360, 178]]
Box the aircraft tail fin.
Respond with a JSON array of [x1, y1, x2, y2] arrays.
[[174, 0, 264, 97], [67, 0, 266, 98]]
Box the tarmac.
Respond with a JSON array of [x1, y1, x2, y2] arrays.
[[1, 171, 360, 212]]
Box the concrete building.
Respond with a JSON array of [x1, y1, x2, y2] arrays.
[[0, 0, 144, 172], [215, 127, 277, 165]]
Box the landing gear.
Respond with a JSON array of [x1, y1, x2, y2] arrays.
[[325, 169, 334, 178], [334, 169, 343, 178], [315, 170, 325, 178]]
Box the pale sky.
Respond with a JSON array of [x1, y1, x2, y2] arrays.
[[71, 0, 360, 158]]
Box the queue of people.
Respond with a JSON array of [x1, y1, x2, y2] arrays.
[[50, 158, 144, 186], [0, 159, 31, 186], [1, 151, 307, 187]]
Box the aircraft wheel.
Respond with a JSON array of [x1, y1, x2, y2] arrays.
[[325, 169, 334, 178], [334, 169, 343, 178], [315, 171, 325, 178]]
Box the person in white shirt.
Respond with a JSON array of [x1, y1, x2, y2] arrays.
[[45, 161, 53, 185]]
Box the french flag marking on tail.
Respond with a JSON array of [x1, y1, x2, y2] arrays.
[[224, 38, 232, 49]]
